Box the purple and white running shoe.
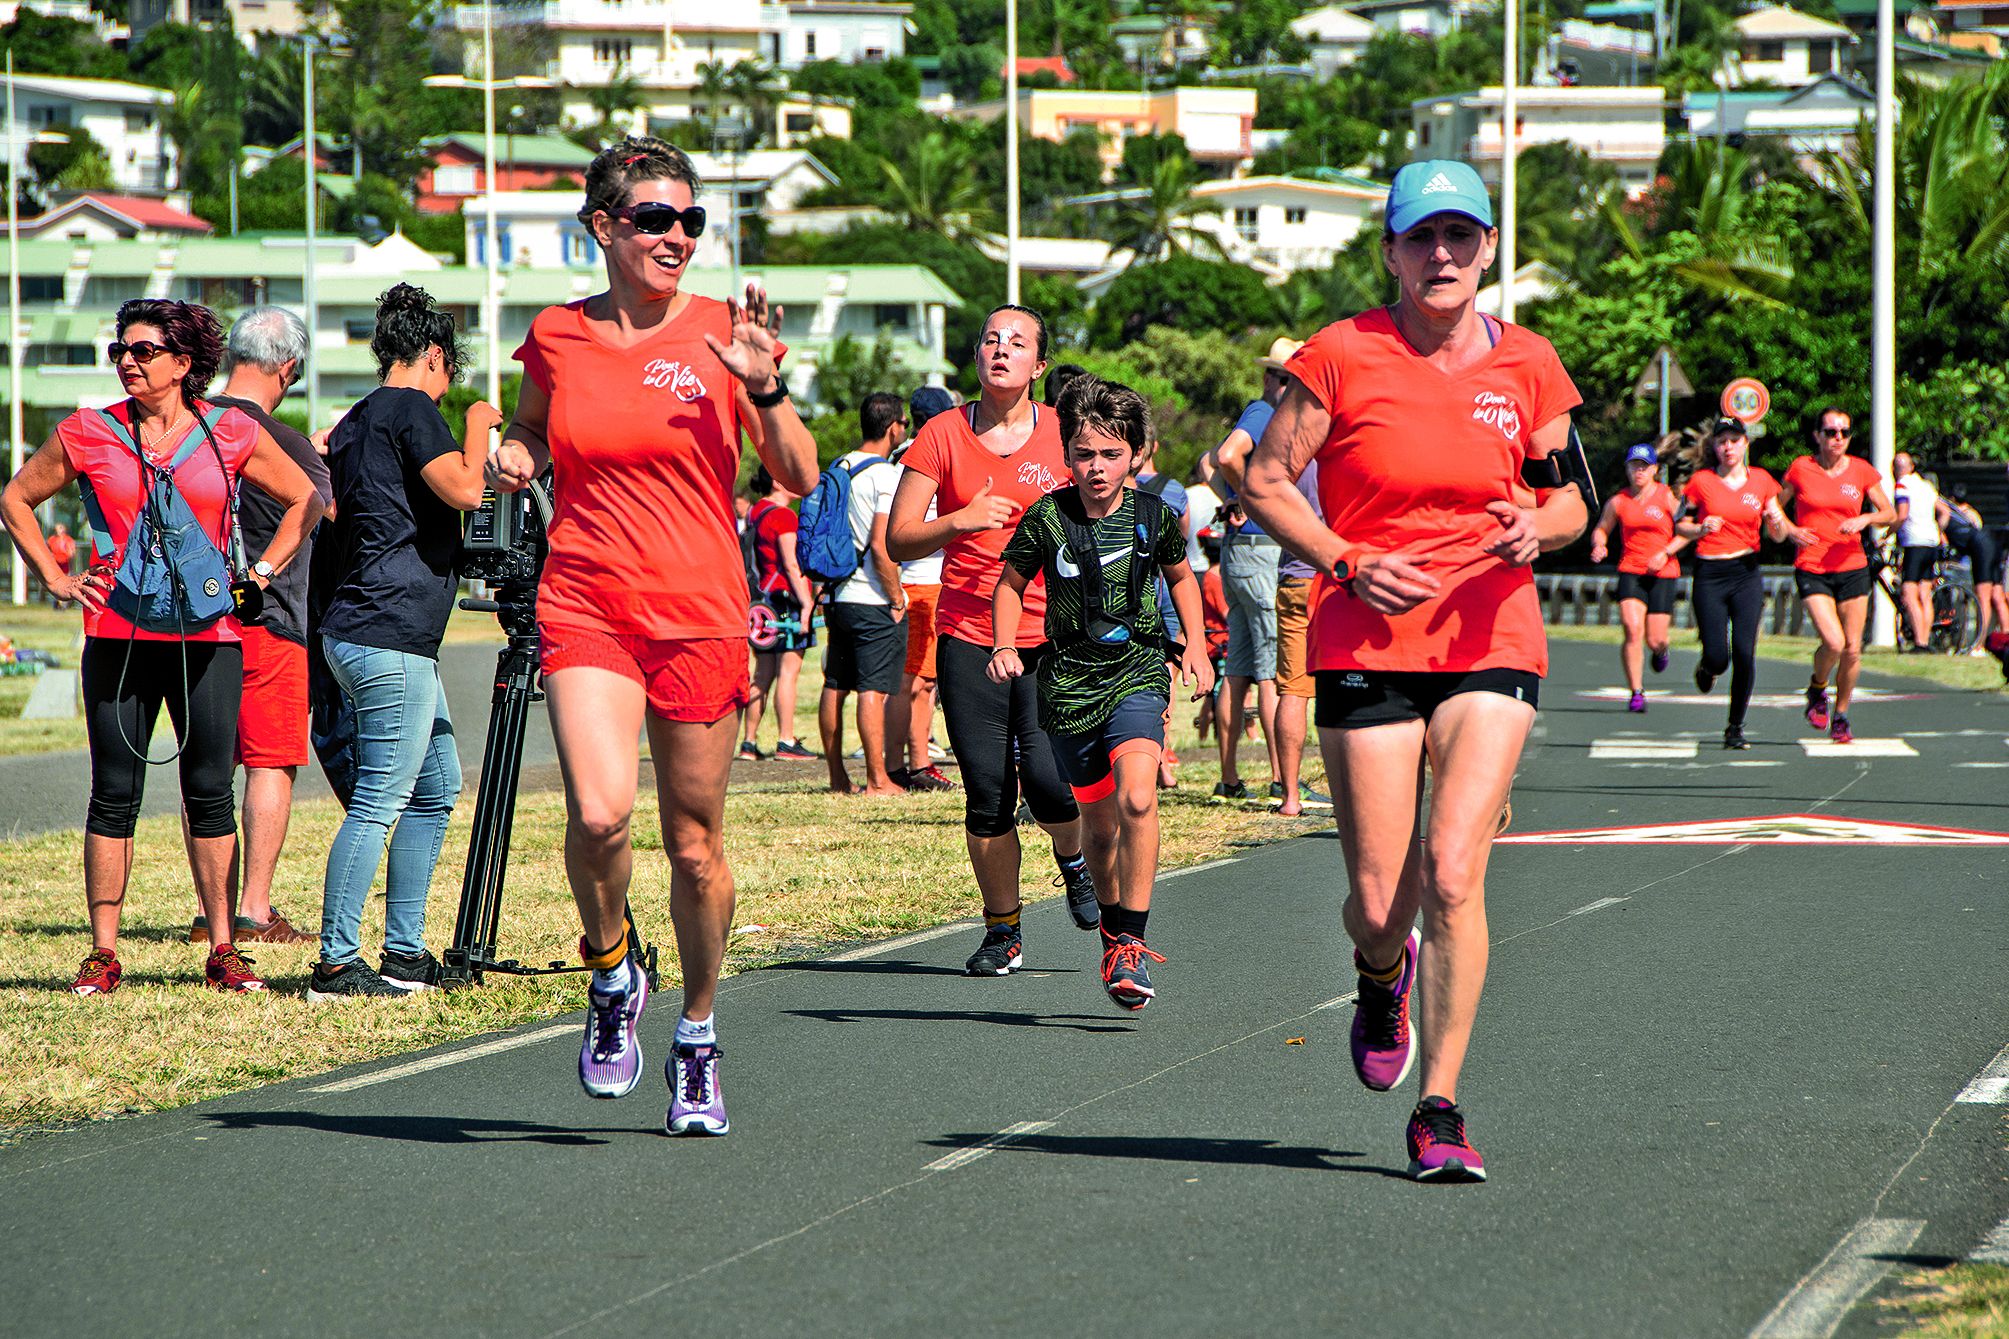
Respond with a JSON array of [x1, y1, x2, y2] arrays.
[[1351, 927, 1420, 1092], [667, 1042, 730, 1135], [578, 960, 648, 1099]]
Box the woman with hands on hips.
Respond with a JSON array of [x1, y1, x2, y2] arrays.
[[1237, 160, 1587, 1184], [486, 136, 818, 1136]]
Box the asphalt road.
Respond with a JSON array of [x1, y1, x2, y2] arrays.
[[3, 638, 2006, 1339]]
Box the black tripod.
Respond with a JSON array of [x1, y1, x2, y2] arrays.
[[439, 578, 658, 990]]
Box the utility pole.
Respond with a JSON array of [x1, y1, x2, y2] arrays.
[[1500, 0, 1518, 323], [7, 51, 24, 605], [303, 36, 319, 433], [1005, 0, 1021, 305], [1870, 0, 1897, 647]]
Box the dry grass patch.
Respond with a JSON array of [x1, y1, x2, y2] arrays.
[[1, 754, 1317, 1131]]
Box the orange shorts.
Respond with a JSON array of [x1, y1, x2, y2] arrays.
[[903, 583, 941, 680], [235, 625, 309, 769], [539, 622, 751, 724]]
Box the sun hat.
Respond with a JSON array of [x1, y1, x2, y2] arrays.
[[1259, 336, 1303, 371]]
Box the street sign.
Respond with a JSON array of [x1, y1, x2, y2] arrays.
[[1632, 345, 1692, 400], [1721, 377, 1770, 424]]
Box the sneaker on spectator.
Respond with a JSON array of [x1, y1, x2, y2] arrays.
[[379, 947, 444, 992], [773, 739, 815, 761], [736, 739, 766, 762], [904, 764, 955, 792], [204, 944, 268, 993], [191, 910, 314, 944], [306, 960, 404, 1001], [71, 947, 121, 997]]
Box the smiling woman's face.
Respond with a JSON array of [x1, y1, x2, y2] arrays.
[[1383, 213, 1497, 317], [594, 176, 699, 298]]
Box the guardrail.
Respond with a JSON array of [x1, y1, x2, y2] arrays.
[[1535, 569, 1811, 636]]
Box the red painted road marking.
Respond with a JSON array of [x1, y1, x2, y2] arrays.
[[1497, 813, 2009, 845]]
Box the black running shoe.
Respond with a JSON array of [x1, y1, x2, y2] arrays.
[[1723, 724, 1750, 750], [1054, 856, 1100, 930], [379, 947, 444, 992], [965, 923, 1023, 976], [1101, 934, 1165, 1011], [306, 960, 405, 1001], [736, 739, 766, 762], [1209, 780, 1248, 805], [1694, 664, 1716, 694]]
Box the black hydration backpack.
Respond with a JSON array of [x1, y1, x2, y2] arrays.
[[1051, 487, 1181, 658]]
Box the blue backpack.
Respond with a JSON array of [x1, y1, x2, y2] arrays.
[[78, 404, 240, 635], [795, 454, 888, 587]]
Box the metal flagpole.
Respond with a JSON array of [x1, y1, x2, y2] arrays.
[[1500, 0, 1518, 324], [1869, 0, 1897, 647], [483, 1, 502, 407], [303, 37, 320, 432], [7, 51, 24, 606], [1005, 0, 1020, 305]]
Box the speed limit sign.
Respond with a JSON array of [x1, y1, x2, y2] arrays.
[[1720, 378, 1770, 425]]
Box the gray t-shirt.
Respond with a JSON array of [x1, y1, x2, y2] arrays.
[[210, 393, 332, 645]]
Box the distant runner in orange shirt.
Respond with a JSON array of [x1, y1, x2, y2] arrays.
[[1240, 160, 1589, 1183], [1588, 442, 1687, 712], [1779, 406, 1894, 745]]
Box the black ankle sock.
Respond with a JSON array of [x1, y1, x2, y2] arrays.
[[1121, 907, 1150, 939]]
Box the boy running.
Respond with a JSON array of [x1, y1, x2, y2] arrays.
[[989, 377, 1212, 1009]]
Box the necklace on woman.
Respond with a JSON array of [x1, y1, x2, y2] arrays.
[[136, 405, 190, 454]]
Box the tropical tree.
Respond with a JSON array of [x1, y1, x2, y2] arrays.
[[695, 58, 735, 145], [244, 39, 308, 147], [1604, 139, 1797, 308], [1105, 153, 1224, 262], [876, 132, 994, 239], [727, 59, 781, 150], [583, 63, 647, 139]]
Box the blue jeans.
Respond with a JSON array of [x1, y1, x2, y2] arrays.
[[319, 637, 462, 966]]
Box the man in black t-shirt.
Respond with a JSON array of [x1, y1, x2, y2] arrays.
[[188, 306, 333, 947]]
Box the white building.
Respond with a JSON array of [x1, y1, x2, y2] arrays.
[[1412, 85, 1667, 197], [468, 150, 834, 271], [759, 0, 910, 68], [1344, 0, 1485, 37], [1724, 5, 1857, 86], [1063, 171, 1390, 275], [1684, 74, 1876, 159], [1291, 6, 1378, 75], [1, 74, 175, 195]]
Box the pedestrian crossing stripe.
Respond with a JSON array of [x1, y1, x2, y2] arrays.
[[1589, 739, 1698, 760], [1577, 688, 1930, 708], [1798, 738, 1918, 757], [1496, 813, 2009, 845]]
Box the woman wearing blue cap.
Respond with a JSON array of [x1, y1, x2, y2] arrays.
[[1238, 159, 1588, 1182], [1589, 443, 1687, 712]]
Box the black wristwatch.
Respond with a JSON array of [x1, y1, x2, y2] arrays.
[[748, 380, 789, 409]]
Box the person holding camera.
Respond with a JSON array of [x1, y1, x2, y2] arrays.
[[741, 465, 816, 761], [489, 137, 818, 1135], [308, 284, 497, 1001], [0, 298, 321, 996]]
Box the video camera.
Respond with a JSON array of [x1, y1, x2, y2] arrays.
[[459, 480, 548, 590]]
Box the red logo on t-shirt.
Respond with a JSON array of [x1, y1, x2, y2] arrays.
[[1471, 391, 1523, 444], [641, 358, 707, 402]]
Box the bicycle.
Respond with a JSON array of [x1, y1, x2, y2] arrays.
[[1873, 534, 1981, 654]]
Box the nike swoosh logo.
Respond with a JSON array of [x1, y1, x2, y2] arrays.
[[1054, 545, 1126, 580]]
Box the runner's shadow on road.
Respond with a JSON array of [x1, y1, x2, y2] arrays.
[[787, 1007, 1130, 1033], [205, 1111, 613, 1146], [927, 1131, 1398, 1176], [771, 958, 971, 977]]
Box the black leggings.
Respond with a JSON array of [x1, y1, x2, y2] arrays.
[[936, 634, 1078, 838], [83, 637, 243, 839], [1691, 556, 1763, 729]]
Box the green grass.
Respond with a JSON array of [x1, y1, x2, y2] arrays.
[[1884, 1263, 2009, 1337], [0, 605, 87, 757], [1545, 623, 2007, 694]]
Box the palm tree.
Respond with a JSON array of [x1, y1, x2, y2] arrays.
[[1605, 139, 1795, 308], [584, 63, 647, 140], [1106, 153, 1224, 262], [695, 58, 735, 146], [727, 59, 780, 150], [876, 132, 995, 239], [244, 41, 307, 148]]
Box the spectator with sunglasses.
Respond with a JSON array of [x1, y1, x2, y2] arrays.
[[0, 298, 321, 997], [309, 283, 498, 1001], [488, 136, 819, 1134]]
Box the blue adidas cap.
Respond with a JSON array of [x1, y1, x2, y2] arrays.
[[1386, 159, 1495, 235], [1625, 443, 1658, 466]]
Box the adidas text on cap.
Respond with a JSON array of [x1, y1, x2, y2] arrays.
[[1385, 160, 1495, 235]]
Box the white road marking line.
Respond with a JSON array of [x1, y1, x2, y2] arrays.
[[922, 1121, 1056, 1172], [1955, 761, 2009, 769], [825, 920, 978, 963], [1314, 991, 1358, 1011], [1955, 1046, 2009, 1104], [1589, 738, 1697, 759], [1568, 896, 1629, 917], [307, 1023, 576, 1095], [1158, 856, 1240, 881], [1609, 760, 1784, 769], [1971, 1215, 2009, 1265], [1749, 1217, 1925, 1339], [1798, 738, 1918, 758]]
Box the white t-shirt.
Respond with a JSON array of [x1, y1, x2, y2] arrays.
[[1896, 474, 1941, 548], [834, 450, 899, 606], [1277, 460, 1324, 580], [893, 462, 944, 585], [1186, 481, 1221, 572]]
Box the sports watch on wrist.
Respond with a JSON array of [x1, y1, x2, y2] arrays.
[[748, 380, 790, 409], [252, 559, 276, 581]]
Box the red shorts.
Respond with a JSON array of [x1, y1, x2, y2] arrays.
[[903, 583, 941, 680], [236, 625, 309, 769], [539, 622, 751, 723]]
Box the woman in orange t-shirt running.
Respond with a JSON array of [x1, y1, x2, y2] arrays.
[[1675, 418, 1810, 750], [1589, 442, 1688, 712], [1778, 406, 1894, 745], [488, 138, 818, 1134], [1239, 160, 1588, 1183], [887, 305, 1093, 978]]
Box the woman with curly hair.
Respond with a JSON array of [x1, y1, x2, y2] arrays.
[[309, 283, 500, 1001], [0, 298, 321, 995]]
